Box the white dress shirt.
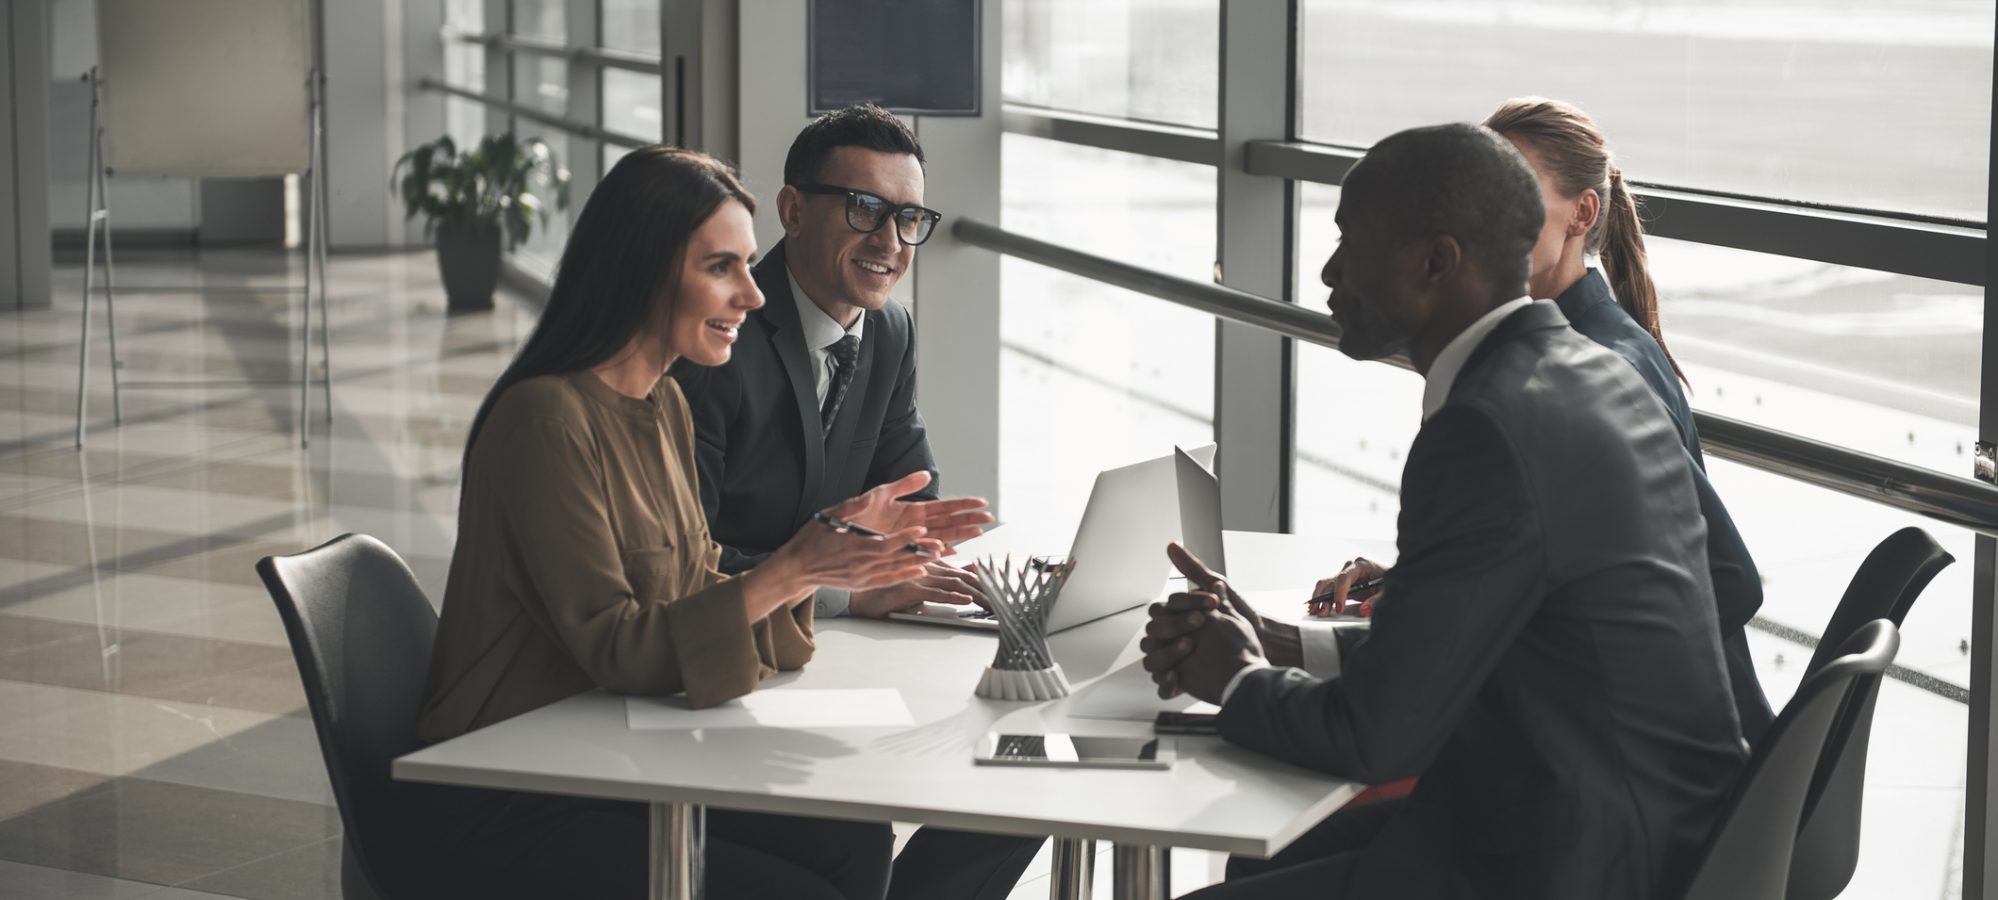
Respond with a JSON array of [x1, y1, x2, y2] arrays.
[[788, 268, 866, 406], [1219, 297, 1538, 706], [787, 268, 869, 619]]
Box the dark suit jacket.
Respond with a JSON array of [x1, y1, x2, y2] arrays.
[[1554, 269, 1773, 744], [671, 240, 938, 575], [1220, 302, 1746, 900]]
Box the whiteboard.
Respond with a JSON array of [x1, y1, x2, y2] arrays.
[[96, 0, 312, 176]]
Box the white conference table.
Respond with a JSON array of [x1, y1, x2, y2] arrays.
[[395, 528, 1394, 900]]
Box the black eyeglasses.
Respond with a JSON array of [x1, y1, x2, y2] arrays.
[[793, 183, 943, 246]]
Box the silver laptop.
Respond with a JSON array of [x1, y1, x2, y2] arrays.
[[889, 444, 1222, 632]]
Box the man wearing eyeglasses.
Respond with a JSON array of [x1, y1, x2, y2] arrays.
[[673, 104, 1042, 900]]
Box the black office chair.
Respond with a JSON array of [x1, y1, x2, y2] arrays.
[[1674, 619, 1899, 900], [258, 533, 440, 900], [1804, 527, 1952, 675], [1784, 528, 1952, 900]]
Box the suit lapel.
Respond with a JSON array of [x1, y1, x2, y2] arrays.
[[752, 242, 827, 526]]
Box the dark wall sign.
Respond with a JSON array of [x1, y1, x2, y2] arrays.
[[809, 0, 981, 117]]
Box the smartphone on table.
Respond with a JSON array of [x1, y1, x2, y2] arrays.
[[973, 733, 1174, 769], [1153, 711, 1219, 735]]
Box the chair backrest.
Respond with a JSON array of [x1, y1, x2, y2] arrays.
[[1786, 528, 1951, 900], [1676, 620, 1899, 900], [1804, 527, 1951, 674], [257, 534, 439, 900]]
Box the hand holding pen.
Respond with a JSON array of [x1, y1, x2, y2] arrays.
[[810, 510, 934, 557], [759, 475, 953, 609], [1306, 556, 1389, 618], [819, 469, 995, 551]]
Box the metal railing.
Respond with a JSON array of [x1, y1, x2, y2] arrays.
[[1001, 105, 1218, 167], [418, 78, 650, 150], [450, 31, 665, 75], [999, 107, 1986, 287], [1246, 140, 1988, 286], [955, 216, 1998, 538]]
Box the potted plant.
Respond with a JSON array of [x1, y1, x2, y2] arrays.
[[391, 133, 570, 311]]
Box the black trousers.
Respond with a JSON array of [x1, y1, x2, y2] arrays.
[[428, 786, 1040, 900], [1181, 798, 1408, 899], [889, 827, 1044, 900]]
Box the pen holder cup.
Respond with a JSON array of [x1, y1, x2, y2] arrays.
[[970, 555, 1075, 702]]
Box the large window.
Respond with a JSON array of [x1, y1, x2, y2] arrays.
[[511, 54, 568, 115], [1003, 0, 1219, 128], [999, 134, 1217, 525], [1290, 184, 1426, 539], [1652, 237, 1981, 473], [1296, 0, 1995, 219], [509, 0, 565, 42], [446, 1, 668, 275], [442, 0, 486, 149], [432, 1, 668, 276], [600, 0, 661, 55], [602, 68, 663, 144], [999, 2, 1993, 893], [512, 121, 572, 273], [507, 32, 574, 274]]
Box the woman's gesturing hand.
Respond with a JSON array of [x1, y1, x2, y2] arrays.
[[831, 470, 994, 549]]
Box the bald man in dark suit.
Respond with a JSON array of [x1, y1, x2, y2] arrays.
[[1143, 124, 1745, 900]]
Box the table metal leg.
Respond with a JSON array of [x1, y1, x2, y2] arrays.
[[1048, 837, 1096, 900], [648, 801, 704, 900], [1111, 844, 1169, 900]]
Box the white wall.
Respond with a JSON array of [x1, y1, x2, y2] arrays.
[[736, 2, 817, 255], [324, 0, 398, 248], [735, 0, 1003, 508]]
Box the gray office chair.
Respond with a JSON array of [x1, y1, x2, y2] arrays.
[[1674, 619, 1899, 900], [257, 533, 440, 900], [1786, 528, 1952, 900]]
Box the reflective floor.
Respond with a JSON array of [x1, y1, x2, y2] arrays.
[[0, 246, 1967, 898], [0, 248, 1224, 899], [0, 248, 514, 899]]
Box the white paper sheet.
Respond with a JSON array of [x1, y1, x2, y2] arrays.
[[626, 689, 916, 730]]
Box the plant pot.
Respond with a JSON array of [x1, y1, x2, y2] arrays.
[[435, 222, 502, 312]]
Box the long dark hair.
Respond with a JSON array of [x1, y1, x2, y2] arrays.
[[1485, 97, 1685, 385], [461, 145, 756, 467]]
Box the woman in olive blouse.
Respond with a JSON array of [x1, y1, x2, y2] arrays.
[[420, 147, 991, 900]]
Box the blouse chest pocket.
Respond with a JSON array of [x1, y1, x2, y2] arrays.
[[620, 544, 689, 606]]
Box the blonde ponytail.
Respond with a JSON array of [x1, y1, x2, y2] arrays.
[[1601, 166, 1684, 384], [1486, 97, 1686, 385]]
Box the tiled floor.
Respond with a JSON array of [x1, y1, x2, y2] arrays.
[[0, 246, 1970, 899], [0, 248, 1223, 899], [0, 248, 501, 899]]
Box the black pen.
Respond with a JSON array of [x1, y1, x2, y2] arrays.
[[810, 511, 934, 557], [1305, 575, 1386, 612]]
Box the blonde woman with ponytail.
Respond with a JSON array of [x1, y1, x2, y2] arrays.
[[1484, 96, 1774, 744]]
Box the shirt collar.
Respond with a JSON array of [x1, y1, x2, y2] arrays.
[[786, 266, 865, 352], [1420, 297, 1535, 421]]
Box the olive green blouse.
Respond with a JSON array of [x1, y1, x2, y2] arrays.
[[418, 371, 814, 744]]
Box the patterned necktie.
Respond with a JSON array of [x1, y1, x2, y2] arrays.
[[821, 334, 861, 433]]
